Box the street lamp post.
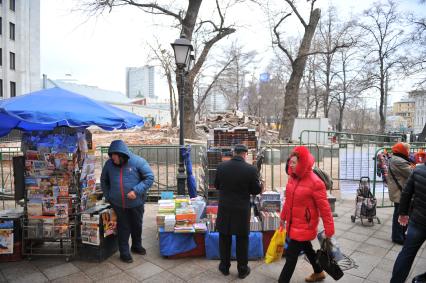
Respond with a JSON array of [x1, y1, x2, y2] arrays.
[[171, 35, 194, 196]]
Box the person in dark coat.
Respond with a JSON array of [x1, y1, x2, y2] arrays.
[[387, 142, 413, 244], [214, 144, 263, 279], [391, 161, 426, 283], [101, 140, 154, 263]]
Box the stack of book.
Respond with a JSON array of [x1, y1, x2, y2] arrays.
[[157, 199, 176, 231], [175, 207, 196, 225], [175, 196, 190, 209], [250, 216, 263, 231], [257, 191, 281, 212], [174, 221, 195, 233], [164, 215, 176, 232], [158, 200, 175, 214], [193, 222, 207, 233], [260, 211, 281, 231]]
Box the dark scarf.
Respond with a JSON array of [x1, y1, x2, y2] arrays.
[[393, 152, 412, 164]]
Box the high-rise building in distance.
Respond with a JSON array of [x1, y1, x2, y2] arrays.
[[126, 65, 155, 99], [0, 0, 40, 99]]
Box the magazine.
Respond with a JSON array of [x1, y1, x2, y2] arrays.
[[54, 218, 69, 238], [0, 229, 14, 254], [42, 197, 56, 216], [101, 209, 117, 237], [54, 203, 68, 218], [27, 201, 43, 217], [81, 214, 100, 246]]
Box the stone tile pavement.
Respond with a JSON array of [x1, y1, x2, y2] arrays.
[[1, 200, 425, 283]]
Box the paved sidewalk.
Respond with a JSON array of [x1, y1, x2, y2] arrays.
[[1, 200, 425, 283]]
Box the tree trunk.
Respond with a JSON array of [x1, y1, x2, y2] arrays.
[[166, 72, 177, 127], [379, 59, 386, 134], [279, 8, 321, 140], [337, 106, 344, 132], [180, 0, 202, 139], [324, 56, 331, 118], [313, 68, 319, 118], [183, 75, 196, 138]]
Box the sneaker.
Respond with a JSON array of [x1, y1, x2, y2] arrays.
[[305, 272, 326, 282], [120, 255, 133, 263], [131, 246, 146, 255], [238, 267, 251, 279]]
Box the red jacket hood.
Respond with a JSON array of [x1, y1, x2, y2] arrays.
[[289, 146, 315, 178]]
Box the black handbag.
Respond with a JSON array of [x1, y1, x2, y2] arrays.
[[316, 239, 344, 280]]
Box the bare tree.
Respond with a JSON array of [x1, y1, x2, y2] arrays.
[[193, 57, 235, 117], [272, 0, 322, 140], [83, 0, 237, 138], [316, 6, 354, 118], [147, 40, 178, 127], [333, 46, 372, 132], [216, 42, 257, 110], [359, 0, 410, 133], [410, 9, 426, 86], [301, 53, 321, 118]]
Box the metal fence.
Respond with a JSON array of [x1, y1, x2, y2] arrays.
[[372, 143, 426, 207], [98, 144, 206, 201], [2, 131, 423, 206], [0, 147, 22, 209]]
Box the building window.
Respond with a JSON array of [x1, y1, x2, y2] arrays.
[[0, 79, 2, 97], [9, 52, 15, 70], [9, 22, 14, 40], [0, 17, 2, 35], [0, 48, 2, 66], [10, 81, 15, 97], [9, 0, 14, 12]]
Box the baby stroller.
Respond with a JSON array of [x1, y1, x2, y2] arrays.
[[351, 177, 380, 225]]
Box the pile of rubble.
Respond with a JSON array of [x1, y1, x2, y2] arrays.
[[196, 110, 280, 144], [91, 127, 180, 146], [196, 110, 261, 132]]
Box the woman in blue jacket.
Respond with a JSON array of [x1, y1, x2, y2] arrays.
[[101, 140, 154, 263]]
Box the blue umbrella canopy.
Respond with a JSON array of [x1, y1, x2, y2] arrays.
[[0, 87, 145, 137]]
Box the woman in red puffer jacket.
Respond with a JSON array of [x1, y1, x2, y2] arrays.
[[279, 146, 335, 283]]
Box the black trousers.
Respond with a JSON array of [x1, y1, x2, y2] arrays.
[[279, 239, 322, 283], [219, 233, 249, 274], [112, 205, 144, 257]]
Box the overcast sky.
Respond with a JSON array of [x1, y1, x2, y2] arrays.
[[40, 0, 426, 104]]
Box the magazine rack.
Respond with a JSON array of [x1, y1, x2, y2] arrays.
[[21, 128, 91, 261]]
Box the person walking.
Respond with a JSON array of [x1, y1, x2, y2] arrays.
[[390, 160, 426, 283], [215, 144, 263, 279], [279, 146, 335, 283], [101, 140, 154, 263], [387, 142, 413, 244]]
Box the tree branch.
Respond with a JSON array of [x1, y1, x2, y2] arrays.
[[194, 57, 235, 115], [284, 0, 307, 28], [300, 42, 353, 58], [96, 0, 184, 23], [273, 13, 294, 64], [191, 27, 236, 77]]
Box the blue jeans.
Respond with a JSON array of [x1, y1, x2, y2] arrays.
[[391, 221, 426, 283], [392, 203, 406, 243]]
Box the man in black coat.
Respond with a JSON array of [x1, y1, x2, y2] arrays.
[[390, 162, 426, 283], [214, 144, 263, 279]]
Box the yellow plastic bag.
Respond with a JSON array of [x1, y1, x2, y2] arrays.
[[264, 227, 286, 264]]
